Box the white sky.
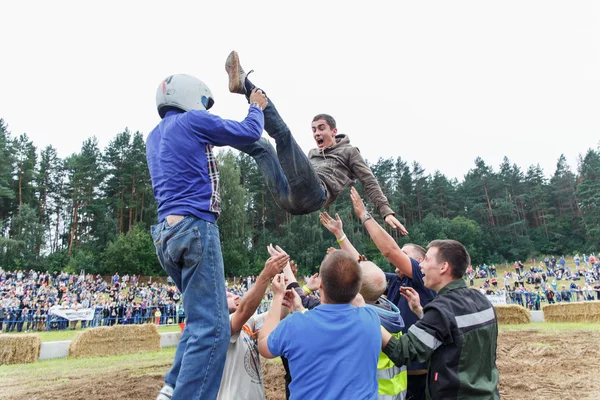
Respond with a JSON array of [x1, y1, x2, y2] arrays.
[[1, 1, 599, 180]]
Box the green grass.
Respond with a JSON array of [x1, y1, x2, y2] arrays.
[[1, 324, 182, 342]]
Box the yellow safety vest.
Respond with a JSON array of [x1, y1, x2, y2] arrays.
[[377, 330, 407, 400]]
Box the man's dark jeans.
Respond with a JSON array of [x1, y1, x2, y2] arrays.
[[235, 82, 326, 215]]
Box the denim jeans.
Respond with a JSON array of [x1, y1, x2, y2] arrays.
[[151, 216, 230, 400], [234, 80, 326, 215]]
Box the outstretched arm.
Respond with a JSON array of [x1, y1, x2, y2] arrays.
[[258, 274, 287, 359], [348, 149, 408, 234], [319, 212, 360, 260], [268, 245, 297, 284], [230, 252, 289, 336], [351, 187, 413, 278]]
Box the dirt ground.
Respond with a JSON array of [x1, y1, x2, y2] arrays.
[[2, 329, 600, 400]]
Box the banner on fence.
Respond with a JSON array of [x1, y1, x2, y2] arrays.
[[486, 294, 507, 306], [50, 308, 95, 321]]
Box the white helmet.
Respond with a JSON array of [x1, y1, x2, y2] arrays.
[[156, 74, 215, 118]]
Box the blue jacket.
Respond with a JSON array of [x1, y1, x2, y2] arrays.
[[366, 296, 404, 334], [146, 106, 263, 223]]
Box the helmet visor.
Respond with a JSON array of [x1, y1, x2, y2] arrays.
[[202, 96, 214, 110]]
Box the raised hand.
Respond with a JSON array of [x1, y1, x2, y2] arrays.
[[263, 252, 290, 278], [289, 260, 298, 278], [384, 215, 409, 235], [267, 244, 289, 257], [283, 288, 304, 312], [400, 286, 423, 318], [305, 273, 321, 292], [350, 187, 367, 220], [271, 274, 287, 296], [320, 212, 343, 236]]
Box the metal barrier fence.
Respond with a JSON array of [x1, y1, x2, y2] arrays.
[[498, 288, 600, 310], [0, 306, 186, 333]]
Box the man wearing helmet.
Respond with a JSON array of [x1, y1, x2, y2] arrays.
[[147, 73, 268, 400], [225, 51, 407, 233]]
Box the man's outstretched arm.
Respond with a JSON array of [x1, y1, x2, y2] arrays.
[[319, 212, 360, 260], [230, 252, 289, 336], [348, 149, 408, 233], [351, 187, 413, 278], [258, 274, 287, 359]]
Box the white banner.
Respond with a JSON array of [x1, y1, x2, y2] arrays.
[[487, 294, 507, 306], [51, 308, 95, 321]]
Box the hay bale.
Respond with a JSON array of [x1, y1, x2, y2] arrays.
[[542, 301, 600, 323], [494, 304, 531, 324], [68, 324, 160, 358], [0, 334, 41, 365]]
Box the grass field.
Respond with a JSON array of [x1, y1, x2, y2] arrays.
[[1, 323, 600, 400]]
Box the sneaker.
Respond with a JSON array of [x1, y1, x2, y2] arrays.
[[156, 384, 174, 400], [225, 50, 248, 94]]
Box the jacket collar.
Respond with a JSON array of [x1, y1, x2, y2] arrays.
[[437, 279, 467, 296]]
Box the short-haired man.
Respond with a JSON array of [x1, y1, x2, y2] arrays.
[[258, 250, 381, 400], [272, 242, 408, 400], [217, 252, 289, 400], [225, 50, 406, 232], [381, 240, 500, 400]]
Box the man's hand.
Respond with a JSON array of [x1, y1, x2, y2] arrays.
[[283, 289, 305, 312], [271, 274, 287, 297], [400, 286, 423, 318], [326, 247, 336, 256], [320, 212, 344, 237], [289, 260, 298, 278], [305, 273, 321, 292], [267, 244, 288, 258], [385, 215, 409, 236], [350, 187, 367, 220], [249, 88, 268, 110], [263, 253, 290, 279]]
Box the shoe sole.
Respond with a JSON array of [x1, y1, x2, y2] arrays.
[[225, 51, 243, 94]]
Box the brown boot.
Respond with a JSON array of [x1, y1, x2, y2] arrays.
[[225, 50, 247, 94]]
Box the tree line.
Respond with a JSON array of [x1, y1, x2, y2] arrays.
[[1, 117, 598, 277]]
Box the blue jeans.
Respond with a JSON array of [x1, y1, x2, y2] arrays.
[[234, 80, 326, 215], [151, 216, 230, 400]]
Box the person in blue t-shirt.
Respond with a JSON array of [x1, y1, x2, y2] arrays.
[[258, 250, 381, 400], [147, 73, 268, 400]]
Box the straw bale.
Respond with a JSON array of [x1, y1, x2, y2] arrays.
[[542, 301, 600, 323], [68, 324, 160, 358], [0, 334, 41, 365], [494, 304, 531, 324]]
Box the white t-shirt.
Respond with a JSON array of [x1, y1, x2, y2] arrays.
[[217, 313, 266, 400]]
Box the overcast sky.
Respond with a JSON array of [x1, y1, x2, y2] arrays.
[[1, 1, 598, 180]]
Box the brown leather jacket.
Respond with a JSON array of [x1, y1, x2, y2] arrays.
[[308, 134, 394, 218]]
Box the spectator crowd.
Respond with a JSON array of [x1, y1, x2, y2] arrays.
[[466, 253, 600, 310], [0, 269, 184, 333]]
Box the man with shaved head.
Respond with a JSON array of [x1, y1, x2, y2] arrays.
[[257, 250, 381, 400], [360, 261, 408, 400]]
